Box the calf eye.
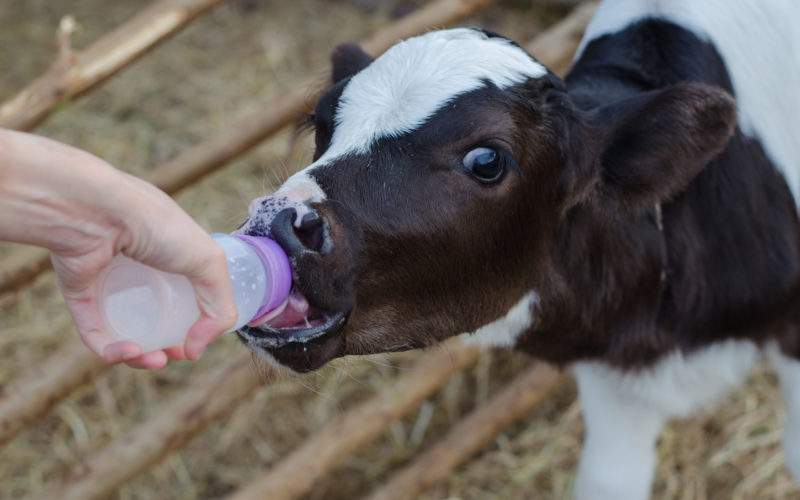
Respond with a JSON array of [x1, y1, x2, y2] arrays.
[[463, 147, 505, 184]]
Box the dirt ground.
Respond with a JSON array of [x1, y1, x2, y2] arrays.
[[1, 0, 798, 499]]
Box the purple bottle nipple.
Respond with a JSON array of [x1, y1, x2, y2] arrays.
[[234, 234, 292, 318]]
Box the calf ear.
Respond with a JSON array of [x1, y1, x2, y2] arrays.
[[330, 42, 374, 84], [593, 82, 736, 212]]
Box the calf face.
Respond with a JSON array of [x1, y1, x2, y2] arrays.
[[238, 28, 735, 372]]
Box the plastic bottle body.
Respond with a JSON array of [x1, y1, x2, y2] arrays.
[[215, 234, 270, 331], [98, 256, 199, 352], [97, 233, 290, 354]]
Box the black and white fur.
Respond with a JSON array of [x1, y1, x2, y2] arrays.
[[238, 1, 800, 498]]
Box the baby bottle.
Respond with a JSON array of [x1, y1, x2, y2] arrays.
[[96, 233, 291, 353]]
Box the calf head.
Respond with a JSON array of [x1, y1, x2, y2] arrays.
[[238, 28, 736, 372]]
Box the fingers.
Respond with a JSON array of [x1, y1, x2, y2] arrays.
[[67, 299, 147, 365], [61, 258, 221, 367], [164, 345, 186, 360], [102, 341, 143, 364], [184, 313, 236, 361], [52, 251, 122, 361], [58, 275, 135, 363], [124, 350, 169, 370], [107, 345, 182, 369], [57, 256, 179, 368]]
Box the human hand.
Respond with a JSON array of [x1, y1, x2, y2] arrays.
[[0, 129, 237, 368]]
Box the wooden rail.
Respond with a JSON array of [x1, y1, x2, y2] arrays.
[[227, 343, 482, 500], [0, 339, 107, 446], [0, 0, 231, 131], [366, 363, 564, 500], [39, 350, 272, 500]]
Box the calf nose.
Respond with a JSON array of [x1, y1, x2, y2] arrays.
[[270, 207, 329, 254], [248, 197, 267, 218]]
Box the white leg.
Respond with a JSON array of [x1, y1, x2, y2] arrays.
[[572, 341, 758, 500], [766, 343, 800, 483], [573, 363, 666, 500]]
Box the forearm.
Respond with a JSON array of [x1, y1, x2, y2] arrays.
[[0, 128, 126, 254]]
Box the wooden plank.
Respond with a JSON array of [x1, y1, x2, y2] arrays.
[[0, 0, 230, 131], [39, 350, 270, 500], [0, 339, 108, 446], [365, 363, 563, 500], [227, 342, 482, 500], [0, 245, 52, 296]]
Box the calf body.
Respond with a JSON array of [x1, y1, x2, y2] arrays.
[[239, 1, 800, 497]]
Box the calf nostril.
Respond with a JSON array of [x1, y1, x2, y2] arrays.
[[269, 208, 328, 255], [295, 211, 326, 253]]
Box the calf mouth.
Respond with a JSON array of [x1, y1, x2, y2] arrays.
[[238, 288, 348, 348], [236, 203, 357, 369]]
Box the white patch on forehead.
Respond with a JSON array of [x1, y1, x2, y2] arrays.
[[459, 291, 538, 349], [576, 0, 800, 204], [317, 28, 547, 165]]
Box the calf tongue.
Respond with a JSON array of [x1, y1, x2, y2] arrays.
[[248, 292, 310, 328]]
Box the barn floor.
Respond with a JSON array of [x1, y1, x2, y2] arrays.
[[1, 0, 798, 498]]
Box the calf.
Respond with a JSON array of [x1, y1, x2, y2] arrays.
[[238, 0, 800, 498]]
